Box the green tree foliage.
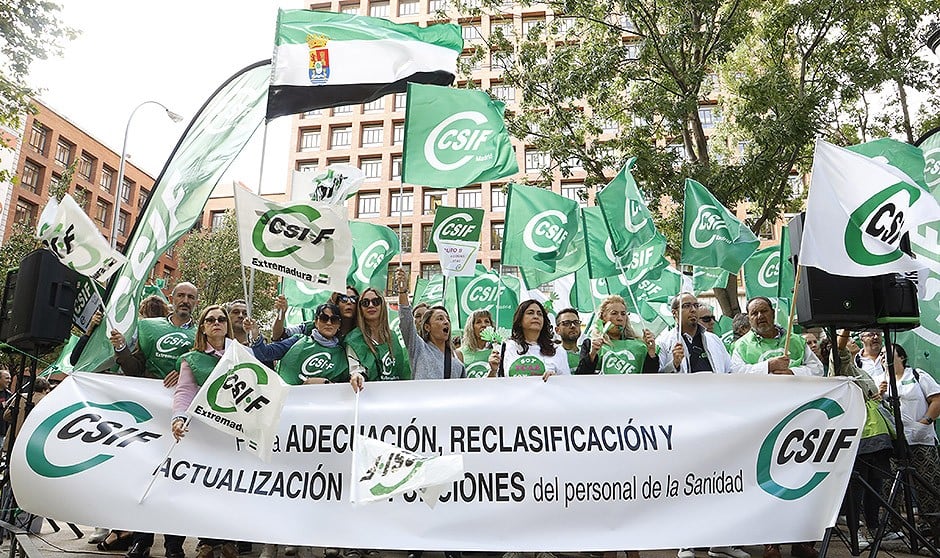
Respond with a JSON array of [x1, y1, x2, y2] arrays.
[[176, 210, 276, 316]]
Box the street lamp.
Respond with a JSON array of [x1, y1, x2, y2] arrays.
[[110, 101, 184, 249]]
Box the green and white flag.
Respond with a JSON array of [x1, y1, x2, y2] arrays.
[[801, 139, 940, 276], [36, 193, 126, 283], [501, 183, 580, 273], [235, 187, 353, 293], [187, 342, 290, 462], [444, 264, 519, 330], [777, 225, 795, 301], [692, 266, 729, 294], [681, 178, 759, 273], [582, 206, 667, 282], [596, 158, 658, 255], [519, 229, 586, 290], [352, 433, 463, 506], [347, 222, 401, 292], [267, 10, 462, 119], [280, 278, 332, 310], [427, 206, 484, 277], [402, 83, 518, 188], [743, 246, 780, 299], [414, 274, 445, 307]]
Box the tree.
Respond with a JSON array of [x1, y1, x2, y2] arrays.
[[0, 1, 76, 179], [176, 210, 277, 316]]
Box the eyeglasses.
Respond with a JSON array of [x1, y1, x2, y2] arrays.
[[359, 298, 383, 308], [679, 302, 701, 310], [699, 316, 715, 323], [337, 295, 358, 304], [317, 314, 341, 324], [203, 316, 228, 324], [558, 320, 581, 327]]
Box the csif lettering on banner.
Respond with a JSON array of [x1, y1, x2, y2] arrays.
[[427, 206, 484, 277], [186, 342, 290, 462], [36, 194, 127, 283], [234, 186, 352, 293], [353, 434, 464, 507], [12, 372, 862, 550]]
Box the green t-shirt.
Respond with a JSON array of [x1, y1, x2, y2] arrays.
[[136, 317, 196, 379], [276, 335, 349, 385], [732, 331, 806, 367], [345, 329, 411, 381], [565, 348, 580, 372], [179, 351, 221, 386], [459, 347, 492, 379], [598, 339, 649, 375]]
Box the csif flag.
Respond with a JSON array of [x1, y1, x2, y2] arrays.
[[596, 158, 658, 255], [680, 179, 759, 273], [352, 433, 463, 506], [267, 10, 462, 120], [501, 183, 580, 273], [743, 246, 781, 299], [235, 187, 353, 293], [186, 342, 290, 462], [36, 194, 127, 283], [444, 264, 520, 330], [427, 206, 484, 277], [582, 206, 668, 282], [347, 222, 401, 292], [801, 139, 940, 276], [402, 83, 518, 188]]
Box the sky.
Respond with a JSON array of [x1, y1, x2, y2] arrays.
[[28, 0, 302, 195]]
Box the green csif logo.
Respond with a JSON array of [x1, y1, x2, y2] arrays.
[[424, 111, 496, 172], [845, 182, 921, 267], [206, 363, 273, 414], [689, 205, 729, 249], [756, 398, 858, 500], [26, 401, 161, 478], [252, 205, 336, 267]]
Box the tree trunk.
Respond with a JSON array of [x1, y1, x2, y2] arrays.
[[896, 80, 914, 144], [713, 273, 742, 317]]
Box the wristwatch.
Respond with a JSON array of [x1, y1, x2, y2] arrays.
[[925, 416, 935, 425]]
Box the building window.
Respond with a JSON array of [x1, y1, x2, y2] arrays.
[[393, 123, 405, 145], [391, 156, 403, 179], [100, 166, 114, 193], [363, 97, 384, 113], [369, 1, 389, 17], [601, 119, 619, 135], [390, 191, 414, 216], [398, 225, 413, 253], [421, 263, 442, 279], [421, 224, 434, 251], [28, 124, 47, 154], [297, 161, 318, 172], [20, 161, 41, 194], [395, 93, 407, 111], [490, 84, 515, 101], [398, 0, 419, 15], [210, 211, 226, 231], [788, 174, 804, 196], [490, 222, 504, 250], [522, 17, 543, 36], [301, 129, 321, 150], [624, 42, 641, 60], [331, 126, 352, 148], [55, 140, 73, 167], [491, 20, 513, 36], [492, 51, 516, 71], [457, 188, 481, 208], [462, 24, 482, 42], [429, 0, 448, 11], [525, 149, 550, 172], [361, 125, 384, 147], [121, 179, 133, 203], [138, 189, 150, 210], [117, 212, 129, 235], [459, 54, 482, 71], [14, 199, 38, 227], [357, 193, 380, 217], [561, 183, 586, 207], [698, 106, 716, 128], [95, 200, 110, 228], [556, 17, 576, 34], [340, 3, 359, 14], [565, 154, 584, 170], [423, 190, 444, 214], [302, 109, 322, 118], [78, 154, 94, 180], [333, 104, 353, 115], [490, 187, 507, 211], [361, 158, 382, 181]]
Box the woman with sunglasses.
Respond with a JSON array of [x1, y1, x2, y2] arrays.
[[251, 303, 349, 385], [330, 286, 361, 339], [458, 309, 494, 378], [575, 295, 657, 375], [346, 288, 411, 387]]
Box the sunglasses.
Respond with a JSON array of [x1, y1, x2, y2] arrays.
[[204, 315, 228, 324], [699, 316, 715, 323], [558, 320, 581, 327], [360, 298, 383, 308], [337, 295, 358, 304], [317, 314, 341, 324]]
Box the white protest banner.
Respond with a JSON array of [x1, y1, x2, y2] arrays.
[[36, 194, 127, 282], [12, 373, 862, 551], [352, 434, 464, 506], [186, 342, 289, 462], [234, 186, 352, 292]]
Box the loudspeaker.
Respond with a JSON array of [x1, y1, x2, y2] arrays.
[[0, 249, 80, 350], [787, 213, 920, 330]]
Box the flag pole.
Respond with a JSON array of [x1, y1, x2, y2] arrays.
[[139, 418, 188, 503], [349, 391, 361, 503], [89, 280, 118, 334], [246, 122, 271, 315], [397, 181, 404, 267], [782, 265, 803, 356]]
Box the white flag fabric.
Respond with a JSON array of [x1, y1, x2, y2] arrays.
[[36, 194, 127, 282], [234, 186, 352, 292], [186, 341, 289, 461], [801, 140, 940, 276], [352, 433, 464, 506], [290, 164, 364, 205]]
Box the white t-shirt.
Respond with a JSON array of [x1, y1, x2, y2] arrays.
[[870, 367, 940, 446], [499, 339, 571, 377]]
